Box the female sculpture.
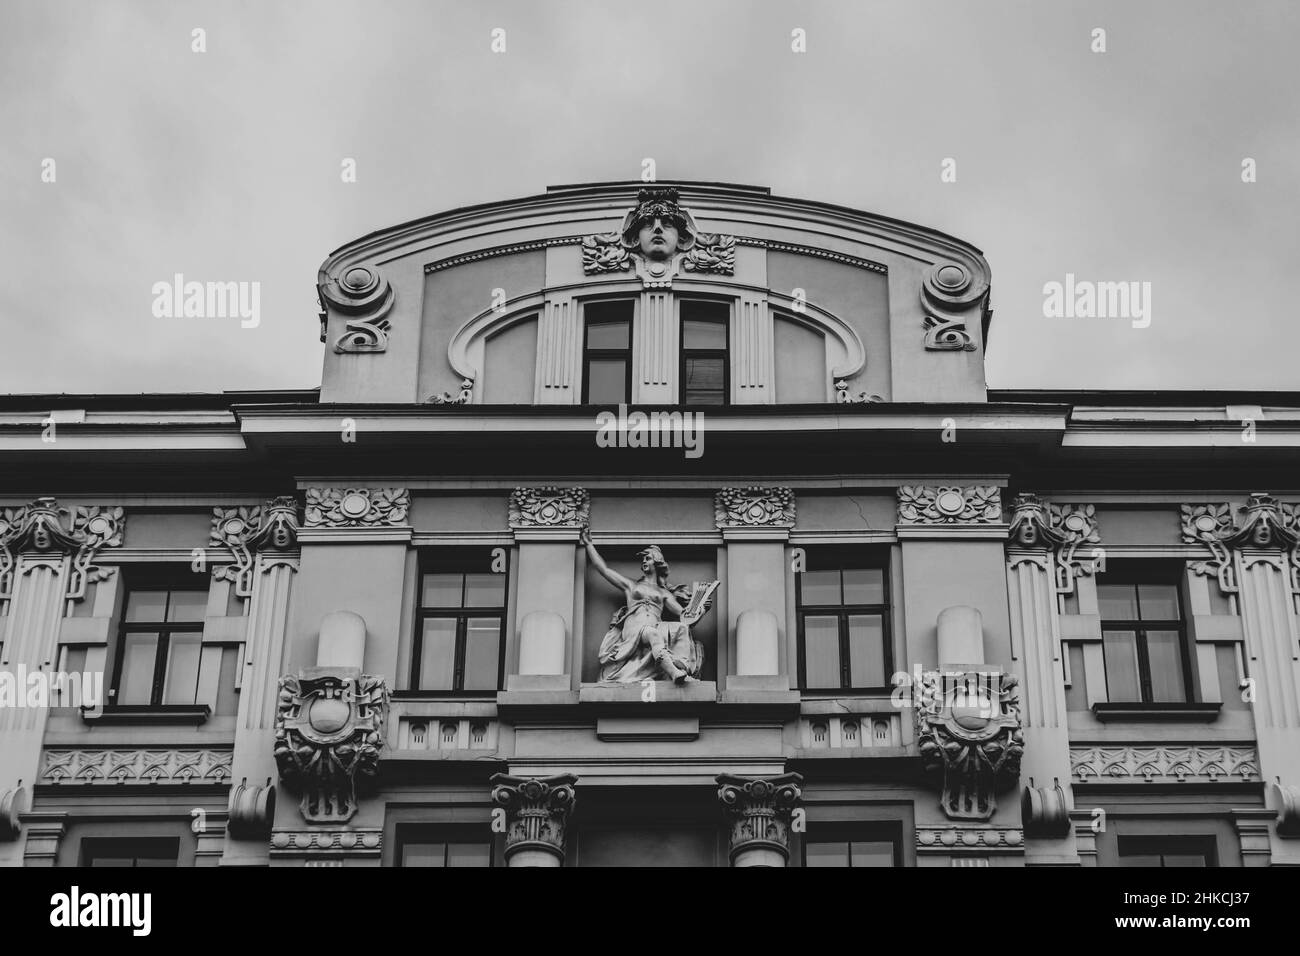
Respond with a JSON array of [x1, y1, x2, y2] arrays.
[[580, 527, 717, 684]]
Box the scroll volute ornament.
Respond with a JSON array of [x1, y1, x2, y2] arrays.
[[489, 773, 578, 864], [320, 264, 395, 353], [921, 262, 987, 351], [716, 773, 804, 865]]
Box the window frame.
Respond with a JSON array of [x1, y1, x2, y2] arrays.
[[80, 836, 181, 867], [110, 581, 209, 708], [796, 557, 892, 692], [798, 822, 903, 867], [678, 298, 731, 406], [410, 552, 508, 696], [1097, 564, 1194, 704], [394, 823, 495, 868], [1117, 834, 1218, 867], [581, 299, 634, 405]]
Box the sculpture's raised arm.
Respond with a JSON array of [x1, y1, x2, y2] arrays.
[[580, 526, 633, 593]]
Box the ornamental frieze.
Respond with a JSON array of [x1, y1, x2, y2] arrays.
[[714, 486, 796, 529], [41, 748, 233, 785], [916, 826, 1024, 851], [274, 670, 389, 823], [210, 496, 300, 597], [304, 487, 409, 528], [898, 485, 1001, 525], [916, 669, 1023, 820], [1071, 745, 1260, 784], [582, 187, 735, 288], [0, 497, 124, 602], [508, 486, 590, 529]]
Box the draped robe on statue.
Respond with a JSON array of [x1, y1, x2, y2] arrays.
[[597, 581, 704, 683]]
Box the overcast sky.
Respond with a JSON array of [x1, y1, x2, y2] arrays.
[[2, 0, 1297, 396]]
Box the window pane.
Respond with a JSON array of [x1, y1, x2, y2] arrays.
[[464, 572, 505, 607], [418, 619, 457, 690], [1162, 854, 1208, 867], [117, 633, 159, 704], [422, 573, 463, 609], [166, 590, 209, 622], [162, 633, 203, 705], [124, 591, 167, 623], [586, 318, 629, 350], [1117, 853, 1161, 867], [1145, 630, 1186, 702], [401, 842, 447, 867], [800, 570, 841, 607], [446, 842, 491, 867], [847, 614, 886, 687], [1097, 584, 1139, 620], [683, 356, 724, 404], [850, 841, 895, 867], [1138, 584, 1180, 621], [1103, 630, 1141, 702], [462, 617, 502, 691], [804, 842, 850, 866], [803, 616, 841, 688], [586, 358, 628, 404], [683, 317, 726, 349], [842, 568, 884, 605], [134, 857, 177, 868]]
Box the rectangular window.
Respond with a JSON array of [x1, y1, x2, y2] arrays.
[[801, 824, 901, 867], [412, 552, 507, 694], [582, 300, 633, 405], [797, 553, 890, 691], [396, 825, 493, 867], [1117, 835, 1216, 867], [1097, 563, 1191, 703], [81, 837, 179, 867], [111, 581, 209, 708], [680, 300, 729, 405]]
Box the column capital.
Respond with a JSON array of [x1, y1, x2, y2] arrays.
[[489, 773, 578, 866], [716, 772, 803, 867]]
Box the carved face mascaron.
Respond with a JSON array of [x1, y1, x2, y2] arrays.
[[637, 216, 680, 262]]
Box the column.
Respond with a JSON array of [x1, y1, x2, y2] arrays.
[[505, 487, 587, 693], [489, 773, 577, 867], [714, 487, 794, 695], [1005, 494, 1098, 864], [716, 773, 803, 867], [0, 498, 123, 867]]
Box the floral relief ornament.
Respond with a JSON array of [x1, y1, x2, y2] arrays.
[[714, 487, 796, 528], [898, 485, 1001, 524], [304, 488, 409, 528], [507, 487, 590, 528]]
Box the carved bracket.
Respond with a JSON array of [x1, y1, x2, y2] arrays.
[[489, 773, 578, 864], [0, 497, 124, 603], [1008, 494, 1102, 595], [1181, 494, 1300, 596], [274, 669, 389, 824], [716, 773, 804, 865], [714, 486, 796, 529], [210, 496, 300, 597], [916, 669, 1023, 820]]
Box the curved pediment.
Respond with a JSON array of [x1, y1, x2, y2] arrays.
[[316, 181, 992, 405]]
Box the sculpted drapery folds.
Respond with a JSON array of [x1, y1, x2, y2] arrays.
[[580, 527, 718, 684]]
